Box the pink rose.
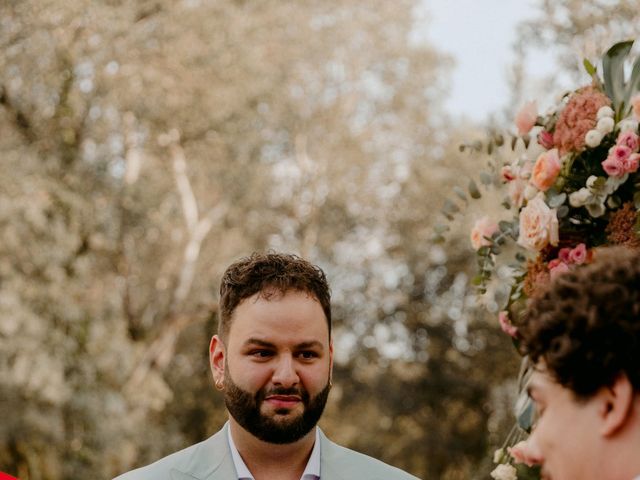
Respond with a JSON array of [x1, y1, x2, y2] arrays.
[[498, 311, 518, 338], [558, 247, 572, 263], [569, 243, 588, 264], [537, 130, 554, 149], [517, 194, 559, 251], [617, 130, 640, 151], [549, 260, 570, 281], [509, 441, 537, 467], [470, 216, 499, 250], [531, 148, 561, 191], [611, 144, 632, 162], [515, 101, 538, 135], [632, 94, 640, 120], [602, 155, 626, 177], [624, 153, 640, 173]]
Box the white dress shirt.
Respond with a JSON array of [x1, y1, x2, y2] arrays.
[[227, 426, 321, 480]]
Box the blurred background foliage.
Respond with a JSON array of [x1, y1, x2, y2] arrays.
[[1, 1, 639, 479]]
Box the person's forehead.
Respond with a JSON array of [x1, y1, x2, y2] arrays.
[[228, 290, 329, 340]]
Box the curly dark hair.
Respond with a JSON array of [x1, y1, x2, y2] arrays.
[[218, 252, 331, 340], [519, 246, 640, 398]]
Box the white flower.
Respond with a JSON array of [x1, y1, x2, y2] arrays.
[[569, 187, 591, 207], [490, 464, 518, 480], [618, 118, 639, 132], [597, 105, 614, 119], [585, 129, 603, 147], [596, 116, 615, 134]]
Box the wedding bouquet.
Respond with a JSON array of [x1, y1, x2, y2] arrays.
[[438, 40, 640, 480]]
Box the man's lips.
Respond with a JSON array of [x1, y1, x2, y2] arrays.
[[264, 395, 301, 409]]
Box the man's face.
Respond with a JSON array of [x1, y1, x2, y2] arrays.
[[210, 289, 333, 444], [525, 367, 602, 480]]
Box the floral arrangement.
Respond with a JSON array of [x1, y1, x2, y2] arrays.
[[437, 41, 640, 480]]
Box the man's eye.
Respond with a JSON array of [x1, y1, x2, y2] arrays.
[[250, 350, 273, 358], [298, 351, 318, 359]]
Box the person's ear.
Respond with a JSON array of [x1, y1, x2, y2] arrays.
[[599, 373, 634, 437], [328, 337, 334, 386], [209, 335, 226, 390]]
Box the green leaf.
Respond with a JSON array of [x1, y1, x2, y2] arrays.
[[499, 220, 512, 233], [442, 198, 460, 215], [603, 40, 634, 115], [433, 224, 450, 234], [583, 58, 597, 76], [479, 171, 493, 186], [468, 179, 481, 199], [623, 51, 640, 115], [453, 186, 468, 202], [634, 191, 640, 209], [547, 192, 567, 208]]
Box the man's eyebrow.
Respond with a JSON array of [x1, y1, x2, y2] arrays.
[[243, 338, 276, 348], [295, 341, 324, 350]]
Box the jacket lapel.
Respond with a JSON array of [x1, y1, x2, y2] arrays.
[[170, 423, 238, 480]]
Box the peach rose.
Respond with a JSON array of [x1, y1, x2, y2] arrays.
[[470, 216, 499, 250], [515, 101, 538, 135], [517, 194, 559, 252], [632, 94, 640, 119], [531, 148, 561, 191]]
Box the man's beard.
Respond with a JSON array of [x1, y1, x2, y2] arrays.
[[223, 369, 331, 444]]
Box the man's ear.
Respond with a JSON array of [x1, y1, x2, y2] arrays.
[[599, 373, 634, 437], [209, 335, 226, 388], [328, 337, 334, 385]]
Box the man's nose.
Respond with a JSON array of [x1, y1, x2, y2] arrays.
[[271, 354, 299, 388]]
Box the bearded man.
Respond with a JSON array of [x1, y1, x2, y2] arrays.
[[114, 253, 418, 480]]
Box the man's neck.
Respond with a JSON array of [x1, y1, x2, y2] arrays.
[[229, 419, 316, 480]]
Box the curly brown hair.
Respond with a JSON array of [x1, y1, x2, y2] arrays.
[[519, 247, 640, 398], [218, 252, 331, 340]]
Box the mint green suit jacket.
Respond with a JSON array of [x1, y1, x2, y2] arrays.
[[113, 424, 420, 480]]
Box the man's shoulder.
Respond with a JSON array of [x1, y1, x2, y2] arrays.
[[319, 431, 421, 480], [112, 427, 230, 480]]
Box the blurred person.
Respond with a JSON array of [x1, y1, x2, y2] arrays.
[[114, 252, 418, 480], [514, 247, 640, 480]]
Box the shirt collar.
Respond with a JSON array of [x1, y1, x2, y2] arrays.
[[227, 425, 321, 480]]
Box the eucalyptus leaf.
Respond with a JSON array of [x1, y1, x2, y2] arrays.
[[442, 198, 460, 215], [499, 220, 512, 233], [547, 192, 567, 208], [479, 171, 493, 185], [433, 224, 450, 234], [468, 179, 481, 199], [453, 186, 468, 202], [557, 205, 570, 218]]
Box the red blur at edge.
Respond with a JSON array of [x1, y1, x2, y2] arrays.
[[0, 473, 18, 480]]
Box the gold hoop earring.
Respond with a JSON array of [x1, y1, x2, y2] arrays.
[[215, 379, 225, 391]]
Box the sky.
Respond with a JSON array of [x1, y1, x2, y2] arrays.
[[419, 0, 553, 122]]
